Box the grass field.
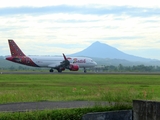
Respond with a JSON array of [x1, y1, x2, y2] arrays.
[[0, 74, 160, 104]]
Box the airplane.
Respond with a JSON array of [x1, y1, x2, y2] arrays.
[[5, 39, 97, 73]]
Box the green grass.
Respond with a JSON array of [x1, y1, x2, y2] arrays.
[[0, 74, 160, 104], [0, 74, 159, 119]]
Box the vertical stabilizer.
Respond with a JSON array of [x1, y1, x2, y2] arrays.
[[8, 39, 26, 57]]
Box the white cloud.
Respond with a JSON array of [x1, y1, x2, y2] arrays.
[[1, 0, 160, 8], [0, 2, 160, 60]]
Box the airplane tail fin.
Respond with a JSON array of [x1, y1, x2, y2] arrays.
[[8, 39, 26, 57]]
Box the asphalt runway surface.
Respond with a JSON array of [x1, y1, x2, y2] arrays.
[[1, 71, 160, 75], [0, 101, 111, 112]]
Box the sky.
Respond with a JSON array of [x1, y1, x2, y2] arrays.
[[0, 0, 160, 60]]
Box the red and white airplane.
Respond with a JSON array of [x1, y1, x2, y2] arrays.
[[6, 40, 97, 73]]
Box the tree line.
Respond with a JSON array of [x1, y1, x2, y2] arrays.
[[1, 64, 160, 72], [94, 64, 160, 72]]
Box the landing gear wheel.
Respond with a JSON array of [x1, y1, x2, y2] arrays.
[[57, 69, 62, 73], [50, 69, 54, 72], [84, 68, 87, 73]]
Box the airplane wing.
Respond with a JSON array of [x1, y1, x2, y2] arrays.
[[48, 54, 79, 72], [60, 53, 70, 68], [48, 54, 70, 69], [61, 54, 79, 71]]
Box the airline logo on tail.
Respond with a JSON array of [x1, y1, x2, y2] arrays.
[[8, 40, 25, 57]]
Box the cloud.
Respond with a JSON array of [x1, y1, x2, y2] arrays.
[[1, 0, 160, 8], [0, 5, 160, 18], [102, 36, 144, 40], [0, 3, 160, 60]]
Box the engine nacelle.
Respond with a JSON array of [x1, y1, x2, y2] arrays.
[[69, 64, 79, 71]]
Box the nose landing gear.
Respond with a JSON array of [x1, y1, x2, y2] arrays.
[[84, 68, 86, 73]]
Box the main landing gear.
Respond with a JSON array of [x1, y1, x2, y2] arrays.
[[57, 68, 62, 73], [49, 68, 62, 73], [84, 67, 87, 73], [49, 69, 54, 72]]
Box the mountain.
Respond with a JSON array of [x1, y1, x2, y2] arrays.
[[1, 42, 160, 68], [70, 41, 158, 62]]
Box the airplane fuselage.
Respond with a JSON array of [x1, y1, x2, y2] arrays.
[[6, 55, 97, 69]]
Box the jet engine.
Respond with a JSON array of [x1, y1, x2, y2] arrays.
[[69, 64, 79, 71]]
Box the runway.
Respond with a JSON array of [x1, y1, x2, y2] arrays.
[[1, 71, 160, 75], [0, 101, 111, 112]]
